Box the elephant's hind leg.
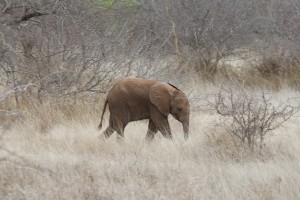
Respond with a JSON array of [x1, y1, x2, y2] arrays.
[[102, 126, 114, 139], [116, 129, 124, 142], [146, 120, 158, 142], [113, 122, 125, 142]]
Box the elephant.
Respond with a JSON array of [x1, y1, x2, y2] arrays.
[[98, 77, 190, 142]]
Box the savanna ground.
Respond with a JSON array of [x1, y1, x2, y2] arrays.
[[1, 82, 300, 200]]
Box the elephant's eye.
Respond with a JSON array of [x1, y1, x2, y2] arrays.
[[177, 108, 182, 112]]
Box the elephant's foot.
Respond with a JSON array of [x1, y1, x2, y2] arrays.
[[98, 133, 107, 141]]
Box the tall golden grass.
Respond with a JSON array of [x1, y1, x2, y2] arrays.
[[1, 84, 300, 200]]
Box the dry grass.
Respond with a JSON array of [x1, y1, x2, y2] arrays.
[[192, 55, 300, 91], [1, 86, 300, 200]]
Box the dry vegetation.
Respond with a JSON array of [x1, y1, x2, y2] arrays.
[[1, 0, 300, 199], [1, 85, 300, 200]]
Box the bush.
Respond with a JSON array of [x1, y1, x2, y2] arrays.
[[209, 83, 297, 151]]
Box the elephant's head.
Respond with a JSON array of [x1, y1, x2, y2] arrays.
[[149, 82, 190, 140]]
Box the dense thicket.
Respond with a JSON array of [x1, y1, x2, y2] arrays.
[[1, 0, 300, 99]]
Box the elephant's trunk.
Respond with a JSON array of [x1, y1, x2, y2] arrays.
[[183, 120, 189, 140]]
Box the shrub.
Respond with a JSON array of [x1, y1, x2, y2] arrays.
[[210, 83, 297, 151]]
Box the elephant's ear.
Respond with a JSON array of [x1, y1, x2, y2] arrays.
[[149, 82, 171, 117]]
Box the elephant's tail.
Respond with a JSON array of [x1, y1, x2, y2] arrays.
[[98, 99, 108, 130]]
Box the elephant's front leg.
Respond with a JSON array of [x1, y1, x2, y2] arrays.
[[146, 120, 158, 142], [150, 106, 172, 139], [157, 118, 172, 139]]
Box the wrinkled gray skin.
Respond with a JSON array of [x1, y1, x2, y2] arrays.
[[98, 77, 190, 142]]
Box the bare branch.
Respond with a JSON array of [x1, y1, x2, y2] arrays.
[[208, 83, 298, 151]]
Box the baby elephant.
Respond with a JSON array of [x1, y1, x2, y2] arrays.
[[98, 77, 190, 141]]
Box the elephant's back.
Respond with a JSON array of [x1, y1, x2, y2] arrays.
[[109, 77, 158, 99]]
